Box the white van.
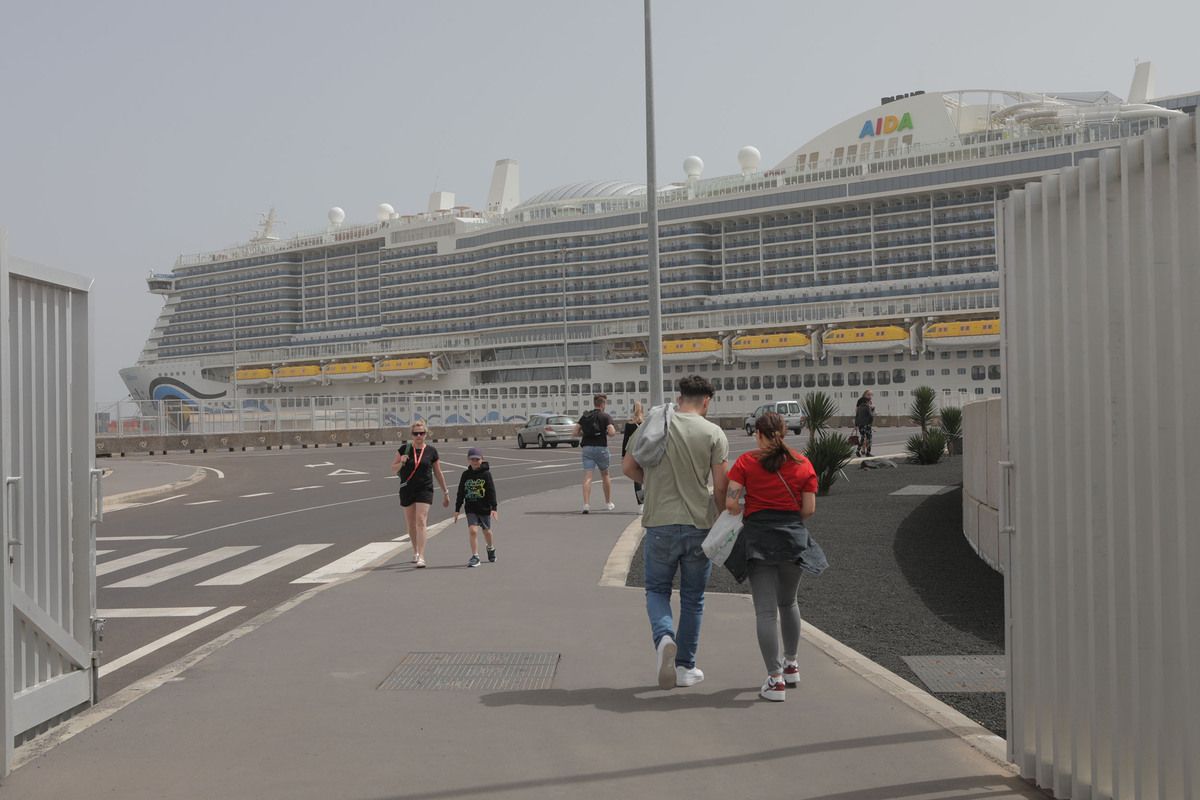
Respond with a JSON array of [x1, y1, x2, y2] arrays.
[[744, 400, 806, 435]]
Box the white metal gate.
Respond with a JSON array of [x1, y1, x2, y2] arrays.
[[1001, 117, 1200, 798], [0, 232, 99, 776]]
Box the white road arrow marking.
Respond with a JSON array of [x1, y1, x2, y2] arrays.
[[305, 462, 335, 468], [327, 468, 368, 476]]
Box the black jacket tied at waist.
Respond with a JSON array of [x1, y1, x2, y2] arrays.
[[724, 509, 829, 583]]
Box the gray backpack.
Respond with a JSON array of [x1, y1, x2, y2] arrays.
[[631, 403, 674, 468]]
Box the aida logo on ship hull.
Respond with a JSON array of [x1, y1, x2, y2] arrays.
[[859, 112, 914, 138]]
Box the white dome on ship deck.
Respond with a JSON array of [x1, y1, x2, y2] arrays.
[[517, 180, 646, 208]]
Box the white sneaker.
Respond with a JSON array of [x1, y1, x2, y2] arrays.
[[605, 501, 616, 511], [760, 675, 786, 702], [675, 665, 704, 687], [582, 504, 590, 515], [783, 660, 800, 686], [655, 635, 677, 690]]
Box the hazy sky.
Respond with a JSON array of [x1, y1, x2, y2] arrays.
[[3, 0, 1197, 400]]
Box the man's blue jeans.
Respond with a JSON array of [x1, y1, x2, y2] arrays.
[[643, 524, 712, 670]]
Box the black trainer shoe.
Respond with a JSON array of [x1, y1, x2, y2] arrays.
[[486, 546, 496, 563], [468, 554, 481, 568]]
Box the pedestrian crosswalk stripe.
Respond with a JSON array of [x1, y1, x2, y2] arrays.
[[96, 549, 114, 557], [97, 535, 175, 541], [291, 542, 401, 584], [98, 607, 216, 618], [185, 500, 221, 506], [240, 492, 273, 498], [98, 606, 245, 678], [96, 548, 187, 577], [106, 546, 258, 588], [196, 544, 334, 586]]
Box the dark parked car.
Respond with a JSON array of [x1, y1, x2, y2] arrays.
[[517, 414, 581, 449]]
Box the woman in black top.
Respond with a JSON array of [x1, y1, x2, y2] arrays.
[[620, 401, 646, 512], [854, 390, 875, 457], [390, 421, 449, 568]]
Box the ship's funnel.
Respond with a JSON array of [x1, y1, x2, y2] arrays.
[[1128, 61, 1155, 104], [487, 158, 520, 215]]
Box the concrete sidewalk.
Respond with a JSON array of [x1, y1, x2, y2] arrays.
[[3, 485, 1042, 799]]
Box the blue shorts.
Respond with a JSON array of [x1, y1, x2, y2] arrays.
[[581, 445, 611, 472], [465, 511, 492, 530]]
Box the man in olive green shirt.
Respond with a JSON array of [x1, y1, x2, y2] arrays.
[[623, 375, 729, 690]]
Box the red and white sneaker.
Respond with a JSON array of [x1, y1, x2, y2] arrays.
[[760, 676, 787, 702], [783, 660, 800, 686]]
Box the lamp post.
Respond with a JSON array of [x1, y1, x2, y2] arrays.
[[560, 246, 569, 410], [644, 0, 664, 406], [230, 293, 240, 433]]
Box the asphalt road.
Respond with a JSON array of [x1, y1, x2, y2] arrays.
[[95, 425, 914, 698]]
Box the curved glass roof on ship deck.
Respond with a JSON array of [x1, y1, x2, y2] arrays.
[[516, 180, 646, 209]]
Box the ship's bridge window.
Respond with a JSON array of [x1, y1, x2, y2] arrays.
[[750, 376, 762, 390], [862, 372, 875, 386], [603, 383, 613, 393], [737, 377, 748, 390], [846, 145, 857, 160], [972, 366, 986, 380], [776, 375, 786, 388], [804, 375, 816, 388], [831, 373, 844, 386], [893, 369, 906, 384], [763, 376, 775, 389], [817, 374, 830, 387], [847, 372, 860, 386], [989, 365, 1001, 380]]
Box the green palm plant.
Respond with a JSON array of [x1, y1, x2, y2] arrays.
[[909, 386, 937, 433], [906, 428, 948, 464], [938, 406, 963, 455], [804, 431, 855, 495], [800, 391, 838, 440]]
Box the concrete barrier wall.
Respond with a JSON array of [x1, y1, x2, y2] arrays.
[[962, 398, 1003, 573], [1001, 117, 1200, 798]]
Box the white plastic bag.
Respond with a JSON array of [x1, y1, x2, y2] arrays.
[[701, 510, 743, 566]]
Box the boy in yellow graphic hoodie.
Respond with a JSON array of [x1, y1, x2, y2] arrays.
[[453, 447, 499, 567]]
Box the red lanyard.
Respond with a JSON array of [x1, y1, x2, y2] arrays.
[[407, 444, 426, 479]]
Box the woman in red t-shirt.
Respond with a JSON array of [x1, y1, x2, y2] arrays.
[[725, 411, 826, 702]]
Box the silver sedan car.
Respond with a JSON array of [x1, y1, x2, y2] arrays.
[[517, 414, 581, 449]]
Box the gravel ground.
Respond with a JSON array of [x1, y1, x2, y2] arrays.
[[626, 455, 1007, 737]]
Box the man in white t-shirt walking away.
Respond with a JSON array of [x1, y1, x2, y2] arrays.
[[623, 375, 729, 689]]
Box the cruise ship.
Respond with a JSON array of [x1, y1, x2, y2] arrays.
[[121, 63, 1197, 429]]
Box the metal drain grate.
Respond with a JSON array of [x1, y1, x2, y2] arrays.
[[378, 651, 560, 691], [902, 655, 1007, 693]]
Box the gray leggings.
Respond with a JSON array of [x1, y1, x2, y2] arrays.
[[747, 559, 803, 675]]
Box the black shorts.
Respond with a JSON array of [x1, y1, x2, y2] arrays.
[[399, 486, 434, 507]]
